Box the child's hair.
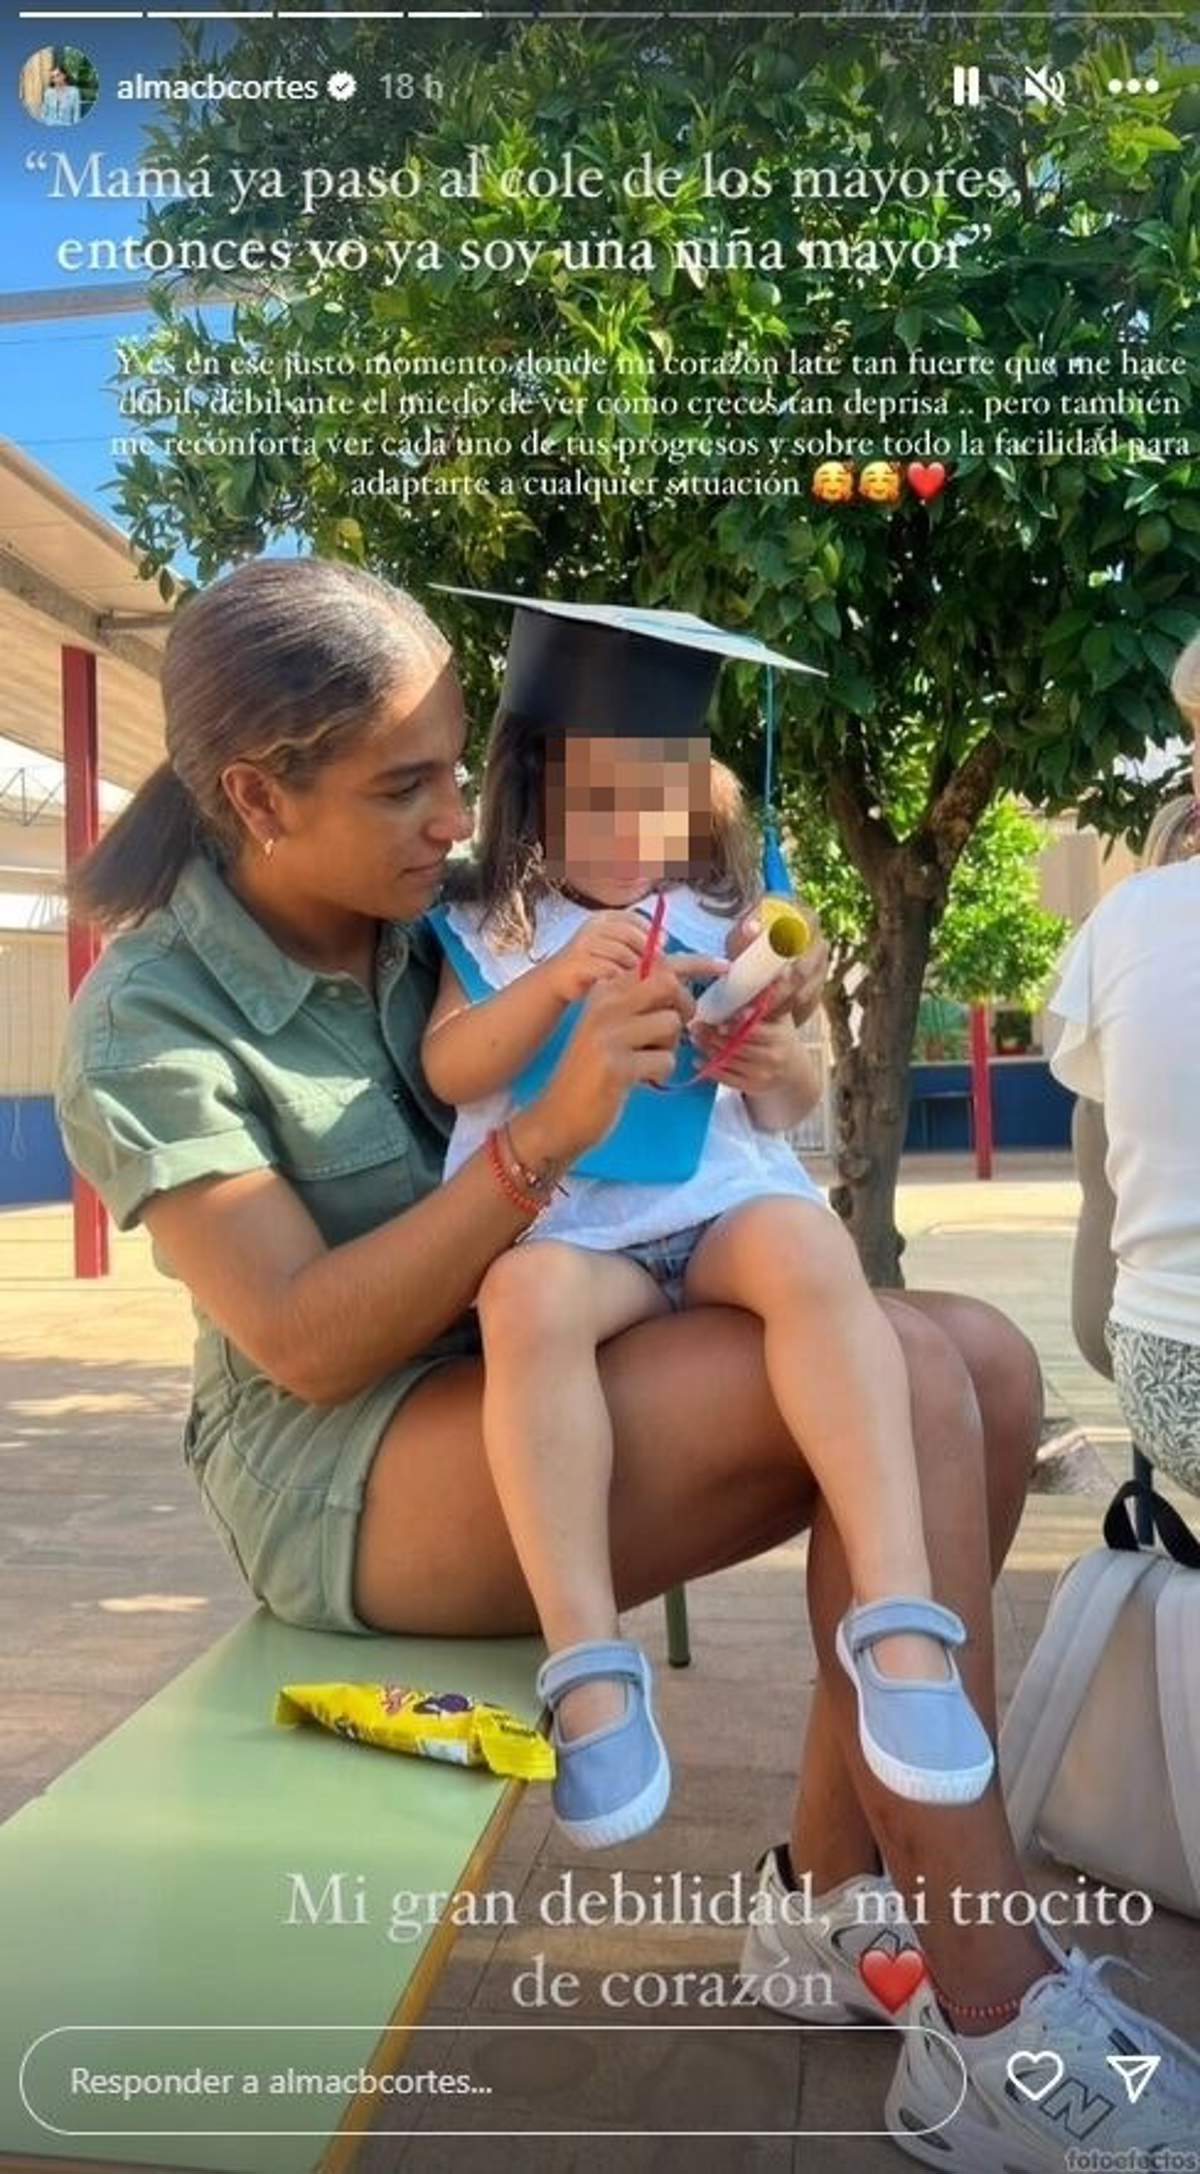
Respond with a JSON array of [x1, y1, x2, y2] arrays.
[[464, 706, 762, 948], [1142, 791, 1200, 868], [1172, 632, 1200, 737]]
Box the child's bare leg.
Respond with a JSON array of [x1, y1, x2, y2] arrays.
[[474, 1241, 668, 1736], [684, 1200, 945, 1682]]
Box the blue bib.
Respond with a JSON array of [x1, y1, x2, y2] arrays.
[[426, 905, 718, 1183]]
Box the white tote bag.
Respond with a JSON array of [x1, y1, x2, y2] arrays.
[[999, 1481, 1200, 1920]]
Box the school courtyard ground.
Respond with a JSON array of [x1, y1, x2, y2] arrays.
[[2, 1153, 1197, 2172]]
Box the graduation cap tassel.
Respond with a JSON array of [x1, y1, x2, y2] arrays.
[[760, 664, 796, 899]]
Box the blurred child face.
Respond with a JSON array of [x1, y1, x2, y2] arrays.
[[543, 734, 712, 904]]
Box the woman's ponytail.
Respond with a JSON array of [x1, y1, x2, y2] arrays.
[[61, 761, 202, 932]]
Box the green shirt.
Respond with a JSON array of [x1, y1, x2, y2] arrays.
[[55, 848, 475, 1411]]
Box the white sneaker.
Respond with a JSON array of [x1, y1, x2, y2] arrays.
[[886, 1938, 1200, 2172], [738, 1845, 925, 2025]]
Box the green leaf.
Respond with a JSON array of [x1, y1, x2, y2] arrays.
[[1044, 606, 1094, 646], [1141, 629, 1180, 682], [1136, 514, 1173, 557], [1081, 625, 1113, 677], [1152, 607, 1200, 642], [1114, 687, 1152, 738]]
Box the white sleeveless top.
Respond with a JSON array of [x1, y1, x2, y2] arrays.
[[438, 884, 825, 1249], [1049, 860, 1200, 1345]]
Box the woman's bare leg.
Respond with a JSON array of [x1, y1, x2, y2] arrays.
[[788, 1294, 1042, 1894], [354, 1302, 817, 1638], [474, 1240, 667, 1738]]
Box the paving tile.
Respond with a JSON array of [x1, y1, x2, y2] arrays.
[[362, 2127, 793, 2173], [793, 2019, 902, 2151], [7, 1166, 1199, 2163], [384, 2002, 803, 2142]]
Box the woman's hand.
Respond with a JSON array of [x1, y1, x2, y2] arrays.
[[517, 954, 727, 1166], [545, 912, 654, 1004]]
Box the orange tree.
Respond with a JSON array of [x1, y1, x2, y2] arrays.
[[112, 4, 1199, 1280]]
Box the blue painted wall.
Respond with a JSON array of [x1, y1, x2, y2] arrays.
[[904, 1059, 1074, 1153], [0, 1066, 1075, 1215], [0, 1097, 72, 1206]]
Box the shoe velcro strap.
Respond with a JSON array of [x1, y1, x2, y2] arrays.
[[536, 1640, 645, 1707], [844, 1598, 967, 1655]]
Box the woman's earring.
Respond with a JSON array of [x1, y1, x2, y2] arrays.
[[263, 835, 276, 860]]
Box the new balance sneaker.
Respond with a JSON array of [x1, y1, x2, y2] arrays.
[[738, 1845, 926, 2025], [886, 1938, 1200, 2172]]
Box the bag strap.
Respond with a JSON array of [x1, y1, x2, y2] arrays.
[[1104, 1480, 1200, 1568], [999, 1547, 1164, 1852], [1156, 1563, 1200, 1897]]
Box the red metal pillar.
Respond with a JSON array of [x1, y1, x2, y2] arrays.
[[62, 644, 109, 1277], [969, 1001, 994, 1183]]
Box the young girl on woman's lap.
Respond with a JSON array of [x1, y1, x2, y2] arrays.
[[423, 599, 993, 1846]]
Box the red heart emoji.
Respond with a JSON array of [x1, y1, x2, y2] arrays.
[[859, 1945, 928, 2013], [907, 462, 947, 501]]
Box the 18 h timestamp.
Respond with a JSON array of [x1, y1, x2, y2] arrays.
[[381, 71, 445, 102]]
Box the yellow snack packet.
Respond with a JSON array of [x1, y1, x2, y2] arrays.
[[273, 1682, 556, 1781]]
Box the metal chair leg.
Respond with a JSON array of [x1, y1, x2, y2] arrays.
[[1132, 1445, 1154, 1544], [664, 1583, 691, 1667]]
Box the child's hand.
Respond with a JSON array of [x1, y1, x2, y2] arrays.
[[547, 913, 653, 1004], [688, 1010, 802, 1092], [725, 906, 829, 1028]]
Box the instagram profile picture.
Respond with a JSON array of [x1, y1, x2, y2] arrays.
[[20, 46, 98, 127]]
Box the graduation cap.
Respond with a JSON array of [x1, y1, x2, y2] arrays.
[[431, 584, 825, 895]]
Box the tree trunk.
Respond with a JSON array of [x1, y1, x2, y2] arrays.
[[829, 856, 938, 1288]]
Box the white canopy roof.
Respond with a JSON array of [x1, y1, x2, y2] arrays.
[[0, 437, 170, 793]]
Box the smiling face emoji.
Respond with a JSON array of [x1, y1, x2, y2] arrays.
[[811, 461, 855, 504], [858, 461, 902, 505]]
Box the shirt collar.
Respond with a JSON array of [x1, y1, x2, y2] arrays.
[[170, 851, 410, 1035]]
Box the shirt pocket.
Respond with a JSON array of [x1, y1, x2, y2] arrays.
[[269, 1077, 421, 1241]]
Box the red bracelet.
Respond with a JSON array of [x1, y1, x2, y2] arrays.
[[499, 1119, 568, 1198], [929, 1979, 1025, 2025], [484, 1128, 544, 1218]]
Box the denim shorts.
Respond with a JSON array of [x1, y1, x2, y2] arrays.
[[620, 1219, 715, 1312]]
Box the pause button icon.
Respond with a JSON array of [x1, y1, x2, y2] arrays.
[[953, 65, 982, 107]]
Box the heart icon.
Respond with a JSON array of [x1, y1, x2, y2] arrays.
[[1005, 2050, 1065, 2103], [907, 462, 947, 501], [858, 1945, 928, 2013]]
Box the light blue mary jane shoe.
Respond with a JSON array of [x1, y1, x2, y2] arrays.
[[535, 1639, 671, 1849], [835, 1597, 995, 1806]]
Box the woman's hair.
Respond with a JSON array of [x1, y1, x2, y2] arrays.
[[1143, 791, 1200, 869], [64, 556, 451, 931], [1172, 632, 1200, 738], [467, 705, 761, 949]]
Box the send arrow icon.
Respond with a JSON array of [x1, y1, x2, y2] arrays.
[[1106, 2054, 1160, 2104]]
